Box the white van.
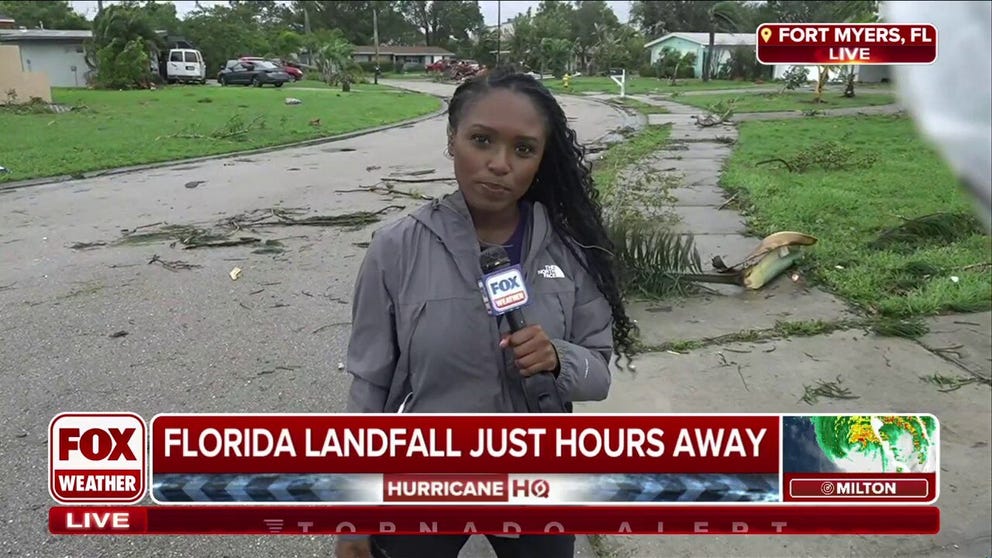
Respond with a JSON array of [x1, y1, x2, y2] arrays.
[[166, 49, 206, 84]]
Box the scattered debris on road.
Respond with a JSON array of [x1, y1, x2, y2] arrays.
[[229, 267, 242, 281], [800, 375, 859, 405], [109, 330, 129, 338], [921, 373, 992, 392], [148, 254, 201, 271], [114, 206, 404, 252], [184, 180, 205, 189], [69, 241, 108, 250]]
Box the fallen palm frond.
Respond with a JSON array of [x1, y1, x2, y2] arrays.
[[607, 217, 703, 298], [148, 254, 201, 271], [920, 373, 992, 392], [800, 375, 859, 405], [869, 212, 984, 252], [115, 206, 405, 250]]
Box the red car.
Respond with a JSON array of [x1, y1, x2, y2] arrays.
[[240, 57, 303, 81]]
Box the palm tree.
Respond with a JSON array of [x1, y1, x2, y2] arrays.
[[702, 1, 745, 82], [315, 37, 363, 92], [85, 5, 164, 88]]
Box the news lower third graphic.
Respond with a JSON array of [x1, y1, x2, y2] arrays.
[[48, 412, 942, 535]]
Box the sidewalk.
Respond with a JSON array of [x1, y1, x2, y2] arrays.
[[577, 95, 992, 558]]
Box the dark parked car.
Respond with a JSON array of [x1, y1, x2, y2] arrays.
[[217, 60, 291, 87]]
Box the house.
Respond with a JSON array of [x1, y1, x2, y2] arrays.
[[645, 31, 890, 83], [645, 32, 756, 78], [351, 45, 454, 69], [0, 45, 52, 104], [771, 63, 890, 84], [0, 29, 91, 87], [0, 13, 15, 29]]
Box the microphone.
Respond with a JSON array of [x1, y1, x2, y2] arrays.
[[479, 246, 568, 413]]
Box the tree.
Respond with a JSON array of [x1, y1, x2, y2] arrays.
[[85, 4, 162, 88], [272, 30, 305, 60], [0, 0, 89, 29], [572, 1, 619, 74], [291, 1, 419, 46], [313, 33, 363, 91], [763, 1, 878, 23], [133, 0, 181, 34], [702, 1, 745, 82], [182, 3, 274, 74], [631, 1, 716, 38], [398, 1, 484, 51]]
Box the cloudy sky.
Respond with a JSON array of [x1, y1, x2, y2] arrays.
[[69, 1, 634, 26]]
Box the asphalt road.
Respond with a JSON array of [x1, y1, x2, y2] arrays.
[[0, 83, 629, 558]]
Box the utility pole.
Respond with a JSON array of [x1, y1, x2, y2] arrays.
[[303, 2, 312, 66], [97, 0, 103, 15], [496, 1, 501, 66], [373, 4, 380, 84]]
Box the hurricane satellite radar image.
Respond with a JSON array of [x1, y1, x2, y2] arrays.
[[783, 415, 938, 473]]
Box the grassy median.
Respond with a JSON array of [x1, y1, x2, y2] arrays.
[[0, 84, 440, 183], [721, 114, 990, 317], [675, 90, 897, 113]]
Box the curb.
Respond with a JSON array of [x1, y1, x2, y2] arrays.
[[0, 95, 450, 192]]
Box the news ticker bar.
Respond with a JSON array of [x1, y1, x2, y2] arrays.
[[50, 413, 941, 506], [146, 472, 937, 505], [49, 505, 940, 535], [755, 24, 938, 65]]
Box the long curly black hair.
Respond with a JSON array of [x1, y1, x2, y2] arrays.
[[447, 66, 636, 359]]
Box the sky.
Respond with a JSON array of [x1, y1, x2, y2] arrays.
[[69, 1, 634, 26]]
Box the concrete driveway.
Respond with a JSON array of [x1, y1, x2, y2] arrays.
[[0, 82, 627, 558]]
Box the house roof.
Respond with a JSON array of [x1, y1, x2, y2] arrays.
[[0, 13, 14, 22], [645, 32, 756, 49], [352, 45, 454, 56], [0, 29, 92, 42]]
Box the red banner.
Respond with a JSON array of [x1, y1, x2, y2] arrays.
[[756, 24, 938, 65], [49, 505, 940, 535], [150, 414, 780, 474], [783, 472, 936, 503]]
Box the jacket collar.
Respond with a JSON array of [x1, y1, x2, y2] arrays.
[[413, 189, 554, 284]]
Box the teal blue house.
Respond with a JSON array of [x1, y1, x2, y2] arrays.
[[644, 32, 756, 78]]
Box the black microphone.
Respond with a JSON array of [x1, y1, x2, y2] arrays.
[[480, 246, 568, 413]]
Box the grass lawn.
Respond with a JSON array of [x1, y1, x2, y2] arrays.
[[544, 76, 769, 95], [0, 85, 439, 183], [285, 79, 408, 91], [721, 114, 990, 318], [676, 91, 897, 113], [608, 97, 670, 114]]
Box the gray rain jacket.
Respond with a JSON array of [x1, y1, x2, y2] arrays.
[[344, 190, 614, 414]]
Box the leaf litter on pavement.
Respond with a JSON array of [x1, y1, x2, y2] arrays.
[[111, 205, 405, 252]]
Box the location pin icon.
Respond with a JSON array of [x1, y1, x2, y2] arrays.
[[761, 27, 772, 43]]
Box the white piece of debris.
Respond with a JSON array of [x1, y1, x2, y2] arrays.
[[229, 267, 242, 281], [950, 276, 960, 283], [337, 362, 345, 370], [0, 165, 9, 174], [285, 97, 302, 105]]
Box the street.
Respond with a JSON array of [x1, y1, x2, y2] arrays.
[[0, 82, 627, 557]]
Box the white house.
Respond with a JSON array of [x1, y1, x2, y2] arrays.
[[645, 32, 890, 83], [0, 29, 91, 87], [645, 32, 756, 78]]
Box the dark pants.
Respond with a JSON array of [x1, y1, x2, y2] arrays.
[[370, 534, 575, 558]]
